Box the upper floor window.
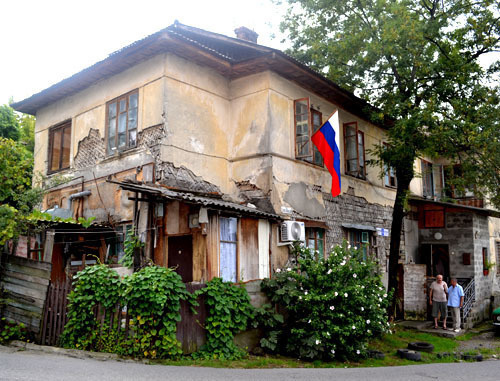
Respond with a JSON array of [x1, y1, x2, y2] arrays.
[[294, 98, 323, 165], [421, 160, 444, 199], [344, 122, 365, 179], [107, 91, 138, 154], [383, 143, 397, 187], [48, 121, 71, 173]]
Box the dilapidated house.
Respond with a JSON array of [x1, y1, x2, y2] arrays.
[[10, 23, 500, 327]]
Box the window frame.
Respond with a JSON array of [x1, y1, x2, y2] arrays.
[[343, 121, 366, 179], [306, 227, 325, 259], [293, 98, 323, 166], [106, 89, 139, 155], [383, 143, 397, 188], [219, 216, 238, 282], [344, 228, 372, 260], [47, 120, 72, 174]]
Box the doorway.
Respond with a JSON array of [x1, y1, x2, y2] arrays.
[[168, 235, 193, 283], [420, 244, 450, 281]]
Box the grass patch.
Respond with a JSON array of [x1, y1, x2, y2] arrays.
[[151, 326, 471, 368]]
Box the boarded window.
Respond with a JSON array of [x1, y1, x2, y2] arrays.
[[240, 218, 259, 281], [220, 217, 237, 282], [107, 90, 138, 154], [48, 121, 71, 173], [344, 122, 365, 179], [423, 209, 445, 228], [294, 98, 323, 166]]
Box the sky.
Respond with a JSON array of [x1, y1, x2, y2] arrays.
[[0, 0, 288, 106]]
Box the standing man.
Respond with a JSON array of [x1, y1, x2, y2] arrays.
[[447, 278, 464, 332], [429, 274, 448, 329]]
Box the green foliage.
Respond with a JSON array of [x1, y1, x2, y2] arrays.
[[119, 232, 144, 268], [122, 266, 193, 359], [18, 113, 35, 153], [60, 264, 123, 350], [0, 318, 26, 344], [61, 264, 193, 359], [193, 278, 255, 360], [0, 105, 20, 141], [251, 304, 284, 352], [260, 243, 390, 360]]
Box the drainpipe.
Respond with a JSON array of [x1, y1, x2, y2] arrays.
[[67, 190, 92, 211]]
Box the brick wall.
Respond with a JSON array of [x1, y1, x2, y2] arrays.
[[403, 264, 427, 320]]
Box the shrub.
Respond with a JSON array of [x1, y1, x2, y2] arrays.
[[122, 265, 194, 359], [260, 242, 390, 360], [0, 317, 26, 344], [193, 278, 255, 360]]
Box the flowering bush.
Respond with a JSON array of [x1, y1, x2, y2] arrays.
[[260, 242, 390, 360]]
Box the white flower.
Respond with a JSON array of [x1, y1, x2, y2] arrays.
[[353, 273, 357, 278], [327, 269, 332, 274], [331, 349, 335, 354], [361, 307, 364, 311], [386, 322, 390, 326], [316, 339, 321, 345], [377, 304, 380, 307], [344, 293, 348, 297], [379, 297, 382, 302], [308, 319, 311, 324], [305, 291, 308, 295], [356, 350, 360, 355], [276, 268, 281, 273], [347, 245, 351, 249], [334, 292, 338, 297], [299, 296, 302, 300], [330, 306, 335, 310], [340, 261, 346, 266], [326, 332, 330, 337], [383, 294, 387, 298], [379, 286, 383, 291], [352, 325, 356, 330], [366, 319, 370, 324], [367, 329, 371, 334], [287, 268, 292, 272], [361, 285, 365, 289]]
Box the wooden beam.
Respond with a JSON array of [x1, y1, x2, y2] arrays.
[[43, 230, 55, 263]]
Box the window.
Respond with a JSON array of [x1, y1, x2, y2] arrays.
[[306, 228, 325, 259], [48, 121, 71, 173], [107, 91, 138, 154], [220, 217, 237, 282], [383, 143, 397, 187], [482, 247, 488, 273], [344, 122, 365, 178], [105, 224, 133, 264], [344, 229, 371, 260], [294, 98, 323, 165], [421, 160, 444, 199]]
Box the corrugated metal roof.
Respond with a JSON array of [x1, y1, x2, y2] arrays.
[[112, 181, 281, 219]]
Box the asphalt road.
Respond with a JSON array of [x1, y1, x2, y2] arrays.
[[1, 346, 499, 381]]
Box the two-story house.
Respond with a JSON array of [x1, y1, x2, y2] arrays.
[[11, 22, 499, 325]]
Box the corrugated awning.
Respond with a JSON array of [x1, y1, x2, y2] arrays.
[[110, 180, 281, 220], [341, 223, 377, 231]]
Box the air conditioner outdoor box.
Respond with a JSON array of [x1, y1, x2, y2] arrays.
[[280, 221, 305, 242]]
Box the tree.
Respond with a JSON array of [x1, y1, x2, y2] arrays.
[[0, 137, 42, 244], [0, 104, 20, 141], [18, 113, 35, 153], [279, 0, 500, 317]]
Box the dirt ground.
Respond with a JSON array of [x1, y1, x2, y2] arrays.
[[457, 328, 500, 352]]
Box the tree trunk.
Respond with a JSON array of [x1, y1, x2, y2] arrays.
[[387, 172, 412, 320]]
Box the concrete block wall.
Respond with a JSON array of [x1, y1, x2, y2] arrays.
[[403, 264, 427, 320]]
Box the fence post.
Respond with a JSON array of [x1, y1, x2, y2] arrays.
[[43, 230, 55, 263]]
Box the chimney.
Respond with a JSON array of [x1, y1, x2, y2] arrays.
[[234, 26, 258, 43]]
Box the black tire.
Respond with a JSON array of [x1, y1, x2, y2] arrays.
[[367, 350, 385, 359], [462, 353, 483, 361], [408, 342, 434, 353], [397, 348, 422, 361]]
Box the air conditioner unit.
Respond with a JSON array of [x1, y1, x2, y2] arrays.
[[281, 221, 305, 242]]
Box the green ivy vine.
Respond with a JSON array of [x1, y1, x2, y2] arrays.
[[193, 277, 255, 360]]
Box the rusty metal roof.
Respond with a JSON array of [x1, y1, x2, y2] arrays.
[[111, 180, 281, 220], [11, 22, 383, 126]]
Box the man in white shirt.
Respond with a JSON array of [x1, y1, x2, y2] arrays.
[[429, 274, 448, 329]]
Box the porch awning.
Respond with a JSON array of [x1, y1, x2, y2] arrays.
[[341, 223, 377, 231], [109, 180, 281, 220]]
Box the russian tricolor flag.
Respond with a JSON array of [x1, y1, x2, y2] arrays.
[[311, 110, 341, 197]]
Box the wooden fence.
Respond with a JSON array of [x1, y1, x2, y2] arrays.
[[0, 254, 51, 335], [40, 280, 72, 346]]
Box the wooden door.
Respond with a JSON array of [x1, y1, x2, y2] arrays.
[[168, 235, 193, 283]]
